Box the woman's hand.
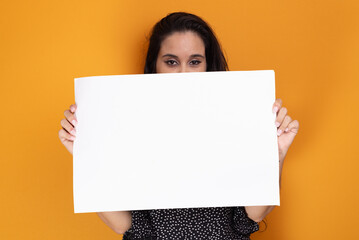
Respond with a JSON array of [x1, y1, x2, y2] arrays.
[[272, 98, 299, 161], [245, 99, 299, 222], [58, 104, 77, 155]]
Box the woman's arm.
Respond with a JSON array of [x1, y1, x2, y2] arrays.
[[58, 105, 133, 234], [244, 157, 285, 223], [96, 211, 132, 234], [244, 99, 299, 223]]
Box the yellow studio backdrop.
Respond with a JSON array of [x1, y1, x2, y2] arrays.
[[1, 0, 358, 239]]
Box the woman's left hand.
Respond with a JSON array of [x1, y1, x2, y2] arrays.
[[272, 98, 300, 161]]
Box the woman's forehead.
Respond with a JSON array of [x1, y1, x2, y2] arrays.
[[159, 31, 205, 57]]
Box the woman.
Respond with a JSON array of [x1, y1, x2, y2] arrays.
[[58, 12, 299, 239]]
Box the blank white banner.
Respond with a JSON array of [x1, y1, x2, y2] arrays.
[[73, 70, 279, 213]]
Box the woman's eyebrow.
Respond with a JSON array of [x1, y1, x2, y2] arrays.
[[162, 54, 205, 59], [162, 54, 179, 59], [189, 54, 205, 59]]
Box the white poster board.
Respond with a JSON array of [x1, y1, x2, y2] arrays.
[[73, 70, 279, 213]]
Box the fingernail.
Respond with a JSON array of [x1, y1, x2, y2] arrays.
[[71, 129, 76, 136], [70, 107, 75, 113], [277, 129, 282, 136], [285, 128, 289, 132], [70, 136, 76, 141], [72, 119, 77, 126], [275, 121, 280, 128], [273, 106, 278, 113]]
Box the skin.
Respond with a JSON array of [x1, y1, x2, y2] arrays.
[[156, 31, 207, 73], [58, 30, 299, 234]]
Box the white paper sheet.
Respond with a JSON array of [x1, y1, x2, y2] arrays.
[[73, 70, 279, 213]]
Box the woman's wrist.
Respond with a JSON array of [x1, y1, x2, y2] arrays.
[[278, 148, 287, 163]]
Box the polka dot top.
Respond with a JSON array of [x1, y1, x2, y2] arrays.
[[122, 207, 259, 240]]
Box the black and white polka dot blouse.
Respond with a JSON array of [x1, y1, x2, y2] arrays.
[[122, 207, 259, 240]]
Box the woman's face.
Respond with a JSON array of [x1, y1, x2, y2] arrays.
[[156, 31, 207, 73]]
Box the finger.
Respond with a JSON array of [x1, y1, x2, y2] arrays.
[[277, 115, 292, 136], [286, 119, 300, 134], [275, 106, 287, 128], [272, 98, 282, 113], [64, 109, 77, 127], [60, 118, 76, 136], [58, 128, 76, 141], [70, 104, 77, 113]]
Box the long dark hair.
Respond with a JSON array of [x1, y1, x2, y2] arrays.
[[144, 12, 229, 73]]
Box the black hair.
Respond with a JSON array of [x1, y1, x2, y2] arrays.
[[144, 12, 229, 73]]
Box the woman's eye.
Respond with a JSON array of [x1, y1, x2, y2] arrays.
[[190, 60, 201, 65], [165, 60, 177, 66]]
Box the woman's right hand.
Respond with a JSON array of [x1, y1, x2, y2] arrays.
[[58, 104, 77, 155]]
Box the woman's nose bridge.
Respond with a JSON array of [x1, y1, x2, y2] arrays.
[[179, 63, 188, 73]]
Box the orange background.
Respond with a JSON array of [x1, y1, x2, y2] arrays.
[[1, 0, 358, 239]]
